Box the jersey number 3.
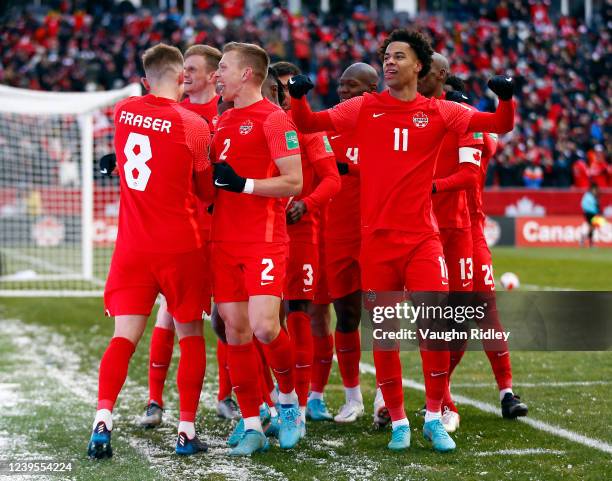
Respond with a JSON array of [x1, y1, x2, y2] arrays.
[[123, 132, 152, 191]]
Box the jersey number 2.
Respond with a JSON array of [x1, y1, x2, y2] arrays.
[[123, 132, 152, 191]]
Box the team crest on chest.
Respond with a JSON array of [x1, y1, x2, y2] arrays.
[[239, 119, 254, 135], [412, 111, 429, 128]]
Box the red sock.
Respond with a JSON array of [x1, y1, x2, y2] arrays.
[[310, 334, 333, 393], [216, 339, 232, 401], [254, 338, 275, 406], [227, 342, 262, 418], [478, 293, 513, 390], [421, 349, 450, 413], [148, 327, 174, 407], [443, 347, 466, 412], [373, 349, 405, 421], [335, 330, 361, 388], [261, 329, 295, 395], [177, 336, 206, 422], [97, 337, 136, 411], [287, 311, 313, 406]]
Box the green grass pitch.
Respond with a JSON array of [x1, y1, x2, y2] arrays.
[[0, 247, 610, 481]]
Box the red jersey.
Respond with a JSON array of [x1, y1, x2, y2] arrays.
[[468, 132, 499, 226], [287, 127, 338, 244], [181, 95, 220, 132], [432, 101, 484, 229], [210, 98, 301, 243], [325, 130, 361, 241], [181, 95, 219, 236], [113, 94, 210, 252], [326, 91, 475, 235]]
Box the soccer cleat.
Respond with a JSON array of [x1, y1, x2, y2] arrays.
[[227, 418, 245, 447], [229, 429, 270, 456], [216, 397, 240, 420], [176, 432, 208, 455], [334, 400, 365, 423], [306, 398, 333, 421], [139, 401, 163, 429], [441, 407, 460, 433], [264, 414, 281, 438], [417, 404, 426, 417], [423, 419, 456, 453], [278, 404, 304, 449], [501, 393, 528, 419], [87, 422, 113, 459], [387, 425, 411, 451]]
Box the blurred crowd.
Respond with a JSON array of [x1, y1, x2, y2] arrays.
[[0, 0, 610, 188]]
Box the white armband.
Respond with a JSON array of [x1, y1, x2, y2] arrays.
[[243, 178, 255, 194], [459, 147, 482, 166]]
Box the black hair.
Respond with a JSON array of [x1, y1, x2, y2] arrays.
[[270, 61, 301, 77], [267, 67, 285, 106], [378, 29, 434, 78], [445, 74, 466, 93]]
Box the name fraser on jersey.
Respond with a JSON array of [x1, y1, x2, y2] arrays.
[[372, 328, 511, 342]]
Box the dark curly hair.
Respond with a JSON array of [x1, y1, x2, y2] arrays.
[[445, 74, 466, 93], [378, 29, 434, 78]]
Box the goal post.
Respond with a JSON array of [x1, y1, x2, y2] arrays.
[[0, 83, 141, 297]]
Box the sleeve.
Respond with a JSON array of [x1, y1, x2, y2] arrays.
[[467, 100, 515, 134], [290, 95, 363, 134], [438, 99, 476, 134], [302, 133, 341, 213], [434, 162, 480, 193], [263, 110, 302, 160]]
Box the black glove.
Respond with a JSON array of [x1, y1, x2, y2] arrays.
[[287, 74, 314, 99], [445, 90, 469, 104], [213, 161, 246, 193], [99, 153, 116, 176], [337, 162, 349, 176], [487, 75, 515, 101]]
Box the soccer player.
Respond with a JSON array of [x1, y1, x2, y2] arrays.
[[138, 44, 241, 428], [273, 61, 341, 432], [305, 63, 387, 425], [287, 29, 516, 452], [416, 53, 484, 433], [88, 44, 213, 459], [436, 81, 528, 422], [210, 42, 304, 456]]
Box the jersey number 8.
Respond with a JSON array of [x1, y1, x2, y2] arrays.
[[123, 132, 152, 191]]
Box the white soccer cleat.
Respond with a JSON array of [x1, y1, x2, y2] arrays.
[[334, 400, 365, 423], [372, 388, 391, 429], [441, 407, 460, 433]]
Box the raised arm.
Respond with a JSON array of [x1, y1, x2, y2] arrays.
[[288, 74, 363, 134], [467, 100, 515, 134], [302, 135, 341, 213]]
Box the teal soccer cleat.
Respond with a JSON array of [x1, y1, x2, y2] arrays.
[[387, 425, 411, 451], [278, 404, 304, 449], [87, 422, 113, 459], [306, 398, 333, 421], [229, 430, 270, 456], [423, 419, 456, 453]]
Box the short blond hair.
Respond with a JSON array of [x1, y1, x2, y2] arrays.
[[185, 44, 222, 72], [223, 42, 270, 83], [142, 43, 184, 80]]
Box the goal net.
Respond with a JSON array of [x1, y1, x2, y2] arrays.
[[0, 84, 141, 297]]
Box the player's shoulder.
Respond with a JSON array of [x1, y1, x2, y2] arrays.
[[114, 95, 141, 113], [172, 103, 209, 127]]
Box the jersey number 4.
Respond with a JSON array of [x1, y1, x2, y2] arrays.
[[123, 132, 152, 191]]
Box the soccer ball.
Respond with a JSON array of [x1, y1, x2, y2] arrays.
[[500, 272, 520, 290]]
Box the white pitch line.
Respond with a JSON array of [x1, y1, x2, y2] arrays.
[[475, 448, 565, 457], [450, 380, 612, 388], [358, 362, 612, 455]]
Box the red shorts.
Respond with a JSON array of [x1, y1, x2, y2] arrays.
[[471, 226, 496, 292], [313, 238, 332, 305], [285, 241, 319, 300], [104, 246, 211, 322], [360, 230, 448, 292], [326, 237, 361, 299], [211, 241, 288, 302], [439, 227, 474, 292]]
